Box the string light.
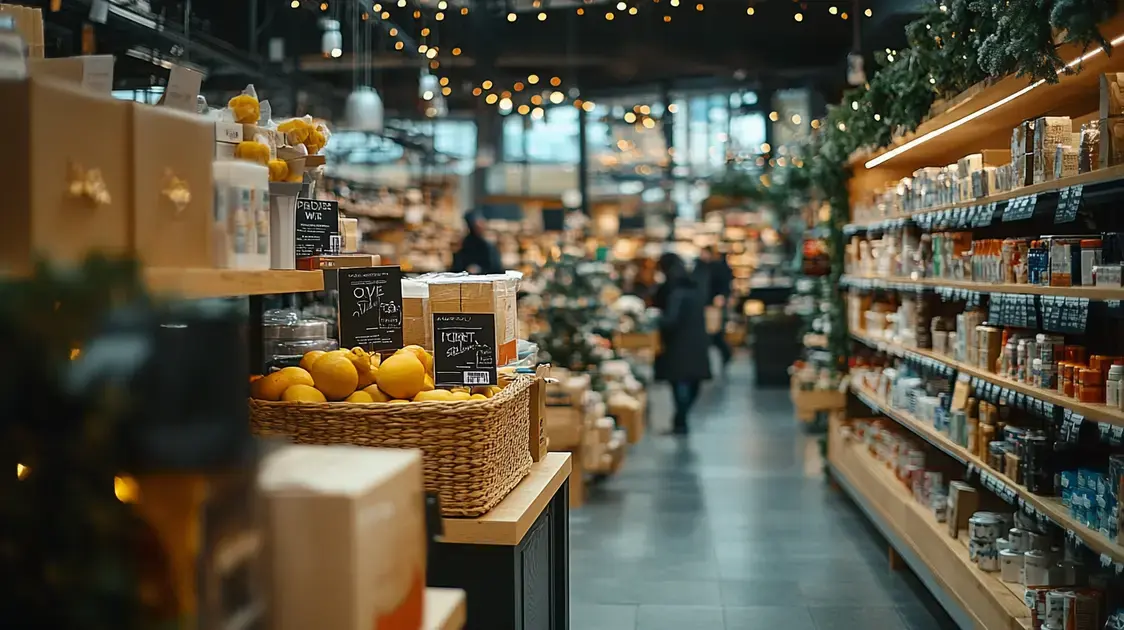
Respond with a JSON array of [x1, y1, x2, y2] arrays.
[[430, 60, 439, 69], [746, 6, 754, 14], [667, 103, 678, 113], [421, 27, 430, 36], [670, 0, 679, 6], [616, 1, 625, 9], [499, 97, 513, 110], [437, 0, 447, 8], [518, 104, 531, 115], [828, 5, 837, 14], [290, 0, 299, 8], [550, 76, 561, 86], [507, 12, 516, 21], [485, 93, 498, 104], [664, 14, 671, 21], [501, 90, 512, 98], [811, 119, 821, 129], [442, 87, 452, 96], [528, 74, 539, 84], [422, 90, 434, 100], [840, 11, 848, 19], [851, 100, 859, 110], [695, 2, 703, 10], [413, 9, 420, 17], [373, 3, 381, 10], [577, 7, 584, 14], [550, 91, 565, 103], [514, 82, 525, 91], [425, 48, 437, 58], [768, 111, 779, 121], [791, 114, 801, 124], [837, 122, 846, 131], [574, 99, 584, 108], [531, 94, 543, 105], [452, 47, 461, 55], [482, 80, 493, 89], [628, 6, 637, 14], [874, 113, 881, 121], [17, 463, 28, 479], [624, 112, 637, 123], [435, 11, 444, 19], [115, 475, 140, 503], [794, 12, 802, 21], [640, 105, 650, 114], [397, 0, 405, 5], [389, 27, 398, 35], [395, 41, 404, 50], [425, 106, 437, 117], [472, 87, 482, 96], [531, 107, 544, 119], [642, 118, 655, 129], [320, 2, 327, 9], [760, 142, 771, 152], [380, 10, 389, 18], [605, 10, 614, 18], [582, 101, 595, 112], [864, 8, 872, 16], [418, 44, 428, 53], [461, 7, 468, 14], [538, 11, 547, 20]]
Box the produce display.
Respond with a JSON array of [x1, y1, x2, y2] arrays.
[[251, 345, 506, 404]]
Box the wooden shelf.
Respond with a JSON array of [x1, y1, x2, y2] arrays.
[[440, 453, 571, 546], [847, 164, 1124, 230], [841, 274, 1124, 301], [424, 588, 466, 630], [847, 13, 1124, 173], [144, 268, 325, 298], [851, 331, 1124, 427], [848, 383, 1124, 565], [828, 419, 1032, 630]]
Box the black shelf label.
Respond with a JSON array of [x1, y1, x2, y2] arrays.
[[1054, 185, 1083, 224], [295, 198, 341, 258], [338, 266, 404, 351], [433, 313, 498, 387]]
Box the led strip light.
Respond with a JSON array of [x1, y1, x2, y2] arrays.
[[864, 32, 1124, 170]]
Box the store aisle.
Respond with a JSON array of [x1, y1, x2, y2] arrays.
[[568, 358, 960, 630]]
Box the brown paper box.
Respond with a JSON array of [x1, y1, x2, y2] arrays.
[[428, 281, 462, 314], [402, 295, 432, 351], [261, 445, 426, 630], [130, 103, 215, 268], [29, 55, 116, 94], [947, 481, 978, 539], [0, 77, 132, 274], [528, 364, 550, 461]]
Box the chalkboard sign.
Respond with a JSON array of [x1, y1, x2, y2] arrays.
[[295, 198, 341, 258], [432, 313, 498, 386], [338, 266, 403, 351]]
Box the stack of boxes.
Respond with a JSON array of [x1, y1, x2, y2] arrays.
[[0, 3, 42, 59]]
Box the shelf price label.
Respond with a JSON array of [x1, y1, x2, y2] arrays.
[[1003, 194, 1037, 222], [974, 202, 998, 227], [1055, 185, 1083, 224], [432, 312, 499, 387], [337, 266, 404, 351]]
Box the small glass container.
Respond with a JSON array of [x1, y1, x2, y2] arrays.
[[263, 308, 338, 369]]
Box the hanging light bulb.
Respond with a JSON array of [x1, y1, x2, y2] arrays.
[[582, 101, 595, 112], [528, 74, 539, 84], [616, 1, 626, 9], [864, 8, 872, 16], [768, 111, 778, 121], [793, 11, 802, 21], [531, 107, 544, 119], [746, 6, 754, 14], [482, 80, 493, 89], [829, 5, 837, 14], [538, 11, 546, 20], [452, 47, 461, 55], [442, 86, 452, 96], [550, 91, 565, 103], [624, 112, 637, 123], [485, 93, 498, 104], [577, 7, 584, 13], [791, 114, 801, 124], [394, 41, 404, 50], [518, 104, 531, 115], [507, 12, 516, 21], [664, 14, 671, 20]]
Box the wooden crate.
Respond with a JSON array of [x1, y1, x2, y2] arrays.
[[790, 375, 846, 423], [614, 330, 661, 355]]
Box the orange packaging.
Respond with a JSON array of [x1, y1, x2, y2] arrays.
[[1066, 345, 1087, 364]]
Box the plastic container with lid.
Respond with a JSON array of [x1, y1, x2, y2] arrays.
[[1080, 238, 1103, 286], [1108, 364, 1124, 409], [262, 308, 338, 370]]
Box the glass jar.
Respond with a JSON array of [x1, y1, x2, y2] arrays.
[[263, 309, 338, 370]]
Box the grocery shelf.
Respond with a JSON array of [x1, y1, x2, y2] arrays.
[[144, 268, 325, 298], [846, 13, 1124, 172], [828, 418, 1031, 630], [849, 383, 1124, 565], [850, 331, 1124, 427], [841, 274, 1124, 301], [424, 588, 466, 630], [845, 164, 1124, 231]]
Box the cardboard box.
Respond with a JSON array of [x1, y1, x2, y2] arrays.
[[427, 274, 520, 366], [0, 4, 43, 53], [29, 55, 115, 94], [130, 103, 216, 268], [0, 76, 132, 274], [947, 481, 978, 538], [528, 364, 550, 461], [402, 279, 432, 351], [261, 445, 426, 630], [215, 121, 243, 159]]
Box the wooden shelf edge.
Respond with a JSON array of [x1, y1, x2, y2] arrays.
[[846, 164, 1124, 230], [424, 588, 466, 630], [829, 427, 1031, 630], [841, 274, 1124, 301], [439, 453, 572, 546], [850, 331, 1124, 427], [847, 382, 1124, 564], [144, 268, 325, 298]]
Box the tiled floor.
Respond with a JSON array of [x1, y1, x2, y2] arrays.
[[568, 358, 960, 630]]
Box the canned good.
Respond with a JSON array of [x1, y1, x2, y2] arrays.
[[1000, 549, 1023, 583], [976, 540, 1000, 572], [968, 513, 1002, 540], [1024, 549, 1050, 585], [1008, 528, 1029, 552]]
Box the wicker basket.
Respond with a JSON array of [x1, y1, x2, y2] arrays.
[[249, 375, 534, 517]]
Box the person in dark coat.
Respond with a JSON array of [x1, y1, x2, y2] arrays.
[[699, 246, 734, 369], [451, 211, 503, 275], [653, 252, 712, 434]]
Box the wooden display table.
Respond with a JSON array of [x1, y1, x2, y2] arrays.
[[425, 588, 467, 630], [429, 453, 572, 630]]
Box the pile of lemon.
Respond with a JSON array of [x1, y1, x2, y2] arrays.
[[251, 345, 504, 403]]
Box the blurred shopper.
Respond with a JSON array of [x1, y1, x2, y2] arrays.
[[654, 252, 712, 434], [452, 211, 503, 274], [698, 246, 734, 369]]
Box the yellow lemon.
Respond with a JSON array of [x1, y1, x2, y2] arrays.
[[421, 374, 434, 392], [281, 384, 327, 403], [397, 344, 433, 374], [472, 386, 495, 398], [450, 387, 470, 394], [253, 367, 313, 401], [345, 390, 374, 403], [469, 394, 488, 400], [279, 366, 314, 386], [449, 391, 471, 401], [376, 353, 426, 400], [347, 348, 378, 388], [300, 350, 326, 372], [388, 399, 411, 404], [309, 353, 359, 400], [362, 385, 393, 402], [414, 389, 454, 402]]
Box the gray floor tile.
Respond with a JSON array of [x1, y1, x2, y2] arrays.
[[636, 605, 725, 630], [572, 577, 721, 606], [570, 603, 638, 630], [724, 606, 817, 630], [718, 580, 804, 607], [808, 606, 908, 630]]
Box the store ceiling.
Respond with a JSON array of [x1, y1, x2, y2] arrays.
[[36, 0, 918, 118]]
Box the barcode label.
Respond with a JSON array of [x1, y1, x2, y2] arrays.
[[464, 371, 491, 385], [329, 234, 342, 255]]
